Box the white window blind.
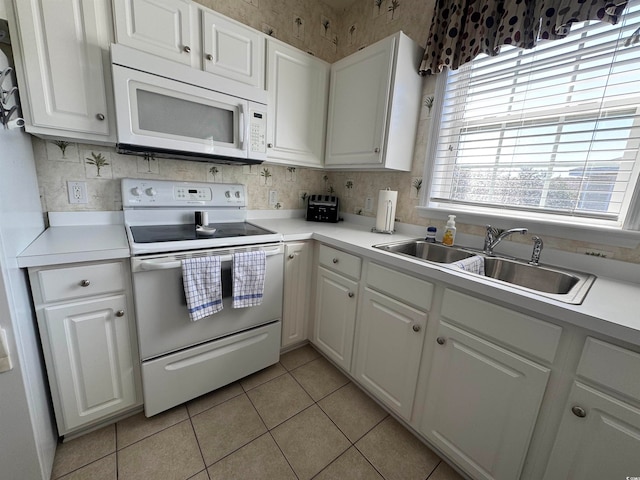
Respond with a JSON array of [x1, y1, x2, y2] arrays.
[[428, 1, 640, 227]]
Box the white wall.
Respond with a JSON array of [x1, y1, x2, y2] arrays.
[[0, 46, 56, 479]]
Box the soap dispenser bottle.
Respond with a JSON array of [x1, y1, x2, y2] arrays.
[[442, 215, 457, 246]]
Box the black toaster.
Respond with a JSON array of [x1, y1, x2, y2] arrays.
[[306, 195, 340, 223]]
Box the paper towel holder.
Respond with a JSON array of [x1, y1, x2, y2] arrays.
[[371, 187, 396, 234]]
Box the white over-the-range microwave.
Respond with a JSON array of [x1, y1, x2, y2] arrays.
[[111, 44, 267, 165]]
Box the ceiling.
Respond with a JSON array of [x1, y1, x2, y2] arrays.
[[322, 0, 358, 11]]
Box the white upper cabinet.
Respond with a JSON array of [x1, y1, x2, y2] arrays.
[[325, 31, 423, 170], [10, 0, 115, 143], [202, 10, 264, 88], [112, 0, 195, 66], [113, 0, 264, 89], [266, 39, 329, 168]]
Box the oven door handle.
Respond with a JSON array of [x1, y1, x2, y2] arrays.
[[137, 248, 282, 271], [139, 259, 184, 271]]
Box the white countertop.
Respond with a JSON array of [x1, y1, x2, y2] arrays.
[[251, 218, 640, 346], [17, 213, 640, 346], [17, 224, 130, 268]]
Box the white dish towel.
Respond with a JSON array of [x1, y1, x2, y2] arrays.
[[233, 250, 266, 308], [450, 255, 485, 276], [181, 256, 223, 321]]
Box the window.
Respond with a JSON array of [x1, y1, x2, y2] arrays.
[[424, 1, 640, 229]]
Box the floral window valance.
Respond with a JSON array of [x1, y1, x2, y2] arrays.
[[419, 0, 629, 75]]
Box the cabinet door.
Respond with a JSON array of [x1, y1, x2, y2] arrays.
[[313, 267, 358, 371], [44, 295, 138, 433], [282, 242, 311, 348], [543, 382, 640, 479], [324, 36, 394, 167], [112, 0, 195, 66], [421, 322, 550, 480], [201, 10, 264, 88], [354, 288, 427, 419], [266, 41, 329, 168], [13, 0, 112, 138]]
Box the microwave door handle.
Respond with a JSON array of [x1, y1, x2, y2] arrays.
[[238, 105, 245, 149]]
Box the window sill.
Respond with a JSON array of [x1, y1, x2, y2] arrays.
[[416, 205, 640, 249]]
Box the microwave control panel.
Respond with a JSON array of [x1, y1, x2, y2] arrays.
[[249, 108, 266, 155]]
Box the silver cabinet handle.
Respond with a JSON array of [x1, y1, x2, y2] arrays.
[[96, 113, 105, 121], [332, 258, 339, 264], [348, 292, 354, 298], [571, 405, 587, 418], [288, 254, 295, 259], [267, 143, 273, 148], [436, 336, 446, 345], [183, 45, 191, 53], [115, 310, 125, 317], [79, 279, 90, 287], [374, 147, 380, 153], [206, 53, 213, 60], [412, 324, 421, 332]]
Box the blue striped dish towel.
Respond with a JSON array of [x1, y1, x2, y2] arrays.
[[233, 250, 266, 308], [450, 256, 485, 276], [181, 256, 223, 321]]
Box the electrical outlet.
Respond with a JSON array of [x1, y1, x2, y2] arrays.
[[269, 190, 278, 205], [365, 196, 374, 212], [67, 181, 88, 204]]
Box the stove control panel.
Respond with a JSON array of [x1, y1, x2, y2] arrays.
[[122, 179, 246, 207]]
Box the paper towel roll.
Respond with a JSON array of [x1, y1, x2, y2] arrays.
[[375, 189, 397, 232]]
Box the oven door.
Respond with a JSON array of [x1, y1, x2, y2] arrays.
[[113, 64, 251, 159], [131, 244, 283, 361]]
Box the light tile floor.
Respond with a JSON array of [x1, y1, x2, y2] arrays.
[[50, 344, 465, 480]]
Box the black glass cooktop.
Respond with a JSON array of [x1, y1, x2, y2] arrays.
[[130, 222, 275, 243]]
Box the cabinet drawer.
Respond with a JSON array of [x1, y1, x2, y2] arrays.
[[367, 263, 433, 311], [577, 337, 640, 402], [38, 262, 125, 303], [318, 244, 361, 280], [441, 289, 562, 364]]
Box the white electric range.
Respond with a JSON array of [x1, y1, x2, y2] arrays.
[[122, 178, 283, 416]]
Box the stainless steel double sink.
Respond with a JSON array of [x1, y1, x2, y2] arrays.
[[373, 240, 596, 304]]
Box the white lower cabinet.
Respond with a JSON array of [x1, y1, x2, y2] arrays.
[[312, 244, 361, 371], [420, 321, 550, 480], [282, 242, 311, 348], [354, 288, 426, 419], [314, 266, 358, 371], [43, 295, 138, 432], [29, 260, 141, 436], [543, 382, 640, 479], [543, 337, 640, 478]]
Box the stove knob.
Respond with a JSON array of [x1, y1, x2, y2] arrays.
[[145, 187, 156, 197], [131, 187, 142, 196], [234, 191, 241, 199], [225, 191, 231, 198]]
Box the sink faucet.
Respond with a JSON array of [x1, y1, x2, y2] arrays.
[[529, 236, 543, 266], [483, 225, 528, 255]]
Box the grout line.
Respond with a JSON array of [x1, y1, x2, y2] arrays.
[[239, 361, 289, 393], [425, 460, 442, 479], [115, 410, 190, 451], [188, 415, 209, 475], [267, 430, 301, 480]]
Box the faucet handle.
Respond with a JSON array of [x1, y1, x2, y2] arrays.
[[529, 236, 543, 266]]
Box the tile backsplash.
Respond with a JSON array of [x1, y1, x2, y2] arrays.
[[28, 0, 640, 264], [32, 138, 325, 213]]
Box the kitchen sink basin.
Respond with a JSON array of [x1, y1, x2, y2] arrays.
[[373, 239, 596, 304], [373, 240, 476, 264]]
